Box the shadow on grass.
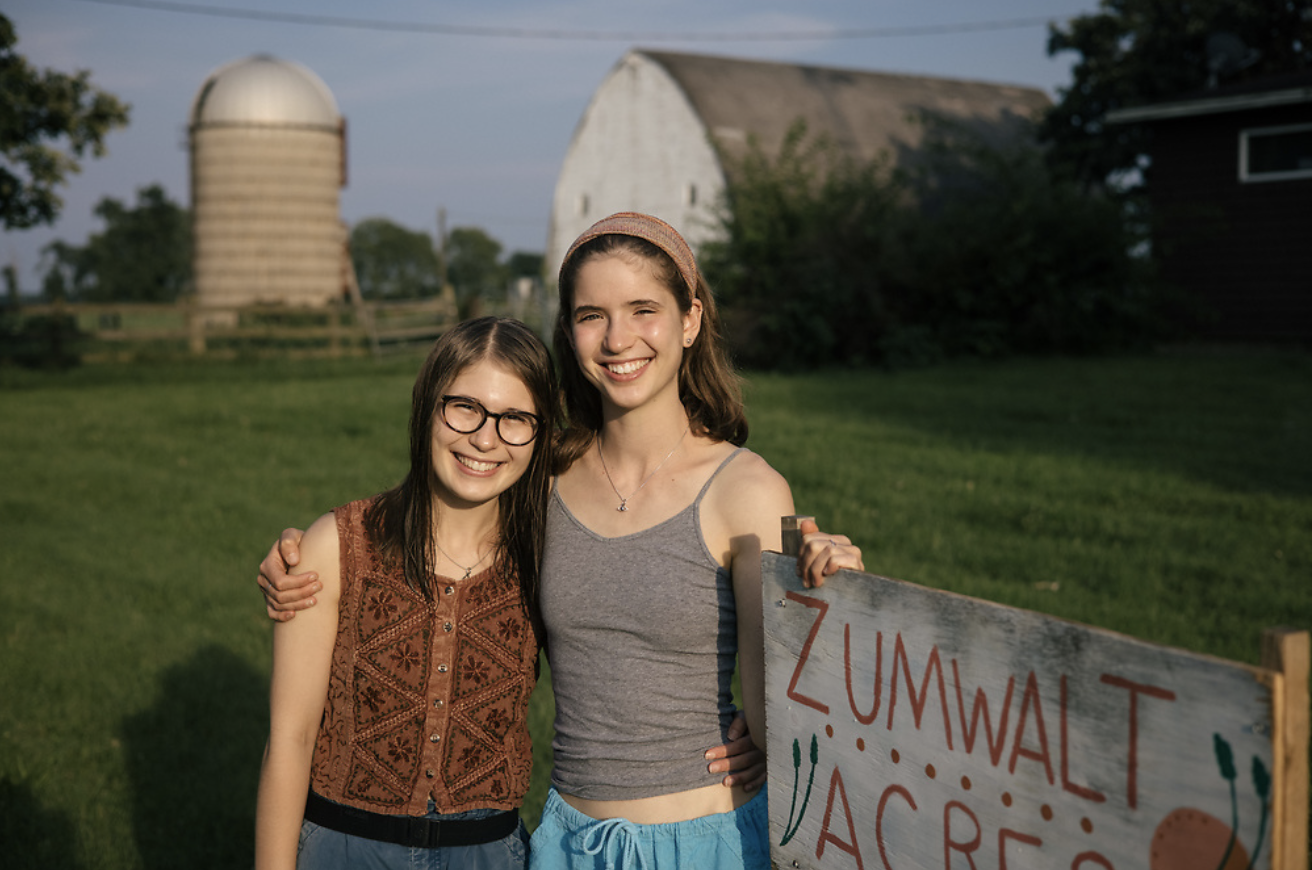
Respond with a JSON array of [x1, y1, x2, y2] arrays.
[[122, 644, 267, 870], [0, 778, 86, 870], [752, 352, 1312, 500]]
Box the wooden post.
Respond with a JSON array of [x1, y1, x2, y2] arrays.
[[1262, 627, 1310, 870], [328, 301, 342, 358], [781, 514, 813, 558], [186, 297, 206, 355], [345, 263, 378, 357]]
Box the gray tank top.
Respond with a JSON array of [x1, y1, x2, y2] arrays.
[[540, 448, 746, 800]]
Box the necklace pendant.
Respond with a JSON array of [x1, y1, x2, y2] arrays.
[[461, 568, 472, 580], [618, 501, 628, 512]]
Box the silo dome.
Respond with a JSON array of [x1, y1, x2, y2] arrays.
[[190, 54, 340, 129], [189, 55, 347, 310]]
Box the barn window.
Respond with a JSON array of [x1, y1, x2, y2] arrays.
[[1239, 123, 1312, 182], [684, 183, 697, 206], [577, 194, 590, 217]]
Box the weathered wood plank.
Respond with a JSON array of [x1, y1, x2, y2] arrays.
[[762, 551, 1301, 870], [1261, 628, 1310, 870]]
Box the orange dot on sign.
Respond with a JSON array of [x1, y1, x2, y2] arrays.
[[890, 749, 900, 763], [961, 776, 972, 790], [1081, 818, 1094, 834], [1041, 805, 1054, 821], [1002, 792, 1013, 807], [825, 725, 833, 738], [856, 738, 865, 751], [1151, 807, 1249, 870], [925, 764, 936, 779]]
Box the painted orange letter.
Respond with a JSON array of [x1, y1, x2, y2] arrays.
[[786, 591, 830, 715]]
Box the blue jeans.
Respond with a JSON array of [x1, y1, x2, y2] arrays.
[[528, 789, 769, 870], [297, 804, 529, 870]]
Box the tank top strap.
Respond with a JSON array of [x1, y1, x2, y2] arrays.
[[693, 447, 748, 506]]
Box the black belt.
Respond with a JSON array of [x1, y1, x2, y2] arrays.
[[304, 791, 519, 849]]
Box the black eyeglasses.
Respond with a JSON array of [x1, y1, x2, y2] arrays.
[[440, 395, 540, 446]]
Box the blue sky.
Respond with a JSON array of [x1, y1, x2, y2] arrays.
[[4, 0, 1104, 292]]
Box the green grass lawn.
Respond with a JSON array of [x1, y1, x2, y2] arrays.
[[1, 349, 1308, 869]]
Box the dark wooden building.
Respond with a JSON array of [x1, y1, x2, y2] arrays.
[[1108, 72, 1312, 340]]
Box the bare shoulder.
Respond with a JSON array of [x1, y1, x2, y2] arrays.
[[297, 511, 342, 596], [716, 449, 792, 505], [703, 448, 795, 546]]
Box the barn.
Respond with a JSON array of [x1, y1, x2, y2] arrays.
[[545, 49, 1051, 280], [1107, 71, 1312, 341]]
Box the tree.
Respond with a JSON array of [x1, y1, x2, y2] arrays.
[[0, 14, 131, 230], [504, 251, 544, 281], [1039, 0, 1312, 192], [884, 123, 1163, 359], [700, 121, 902, 368], [349, 217, 440, 299], [40, 184, 190, 302], [445, 226, 505, 306], [703, 119, 1166, 369]]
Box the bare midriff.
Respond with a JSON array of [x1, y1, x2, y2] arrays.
[[560, 782, 754, 825]]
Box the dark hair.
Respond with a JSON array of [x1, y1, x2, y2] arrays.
[[554, 234, 747, 471], [364, 317, 557, 632]]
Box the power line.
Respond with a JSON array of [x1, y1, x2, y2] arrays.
[[73, 0, 1069, 42]]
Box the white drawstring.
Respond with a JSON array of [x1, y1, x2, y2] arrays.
[[579, 817, 650, 870]]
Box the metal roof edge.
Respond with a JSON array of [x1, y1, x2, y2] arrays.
[[1105, 87, 1312, 124]]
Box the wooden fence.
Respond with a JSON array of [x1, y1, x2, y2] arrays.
[[765, 517, 1309, 870], [0, 297, 462, 363]]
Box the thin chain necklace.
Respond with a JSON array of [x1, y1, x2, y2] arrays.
[[434, 539, 494, 580], [598, 425, 689, 512]]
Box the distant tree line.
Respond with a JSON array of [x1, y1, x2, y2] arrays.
[[349, 217, 544, 313], [30, 187, 540, 310]]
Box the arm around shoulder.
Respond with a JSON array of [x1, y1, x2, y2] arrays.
[[259, 526, 319, 621], [255, 512, 341, 870]]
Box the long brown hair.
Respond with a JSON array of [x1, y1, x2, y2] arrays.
[[554, 226, 748, 472], [365, 317, 557, 628]]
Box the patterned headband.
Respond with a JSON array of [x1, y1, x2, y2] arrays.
[[560, 212, 699, 296]]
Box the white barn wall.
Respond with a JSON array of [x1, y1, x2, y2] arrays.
[[546, 52, 727, 285]]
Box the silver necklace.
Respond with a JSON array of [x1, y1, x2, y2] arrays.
[[597, 426, 689, 512], [434, 539, 493, 580]]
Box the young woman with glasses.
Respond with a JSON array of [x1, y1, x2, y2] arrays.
[[255, 317, 557, 870]]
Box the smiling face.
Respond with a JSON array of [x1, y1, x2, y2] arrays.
[[568, 253, 702, 416], [429, 358, 539, 510]]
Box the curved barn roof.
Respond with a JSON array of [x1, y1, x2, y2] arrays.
[[641, 50, 1050, 168], [190, 54, 340, 129]]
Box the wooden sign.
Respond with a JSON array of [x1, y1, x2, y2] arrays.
[[763, 545, 1308, 870]]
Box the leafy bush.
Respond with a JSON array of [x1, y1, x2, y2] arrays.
[[0, 309, 83, 369], [701, 123, 901, 369], [702, 120, 1174, 370]]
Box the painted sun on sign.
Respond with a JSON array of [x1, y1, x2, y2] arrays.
[[762, 557, 1278, 870]]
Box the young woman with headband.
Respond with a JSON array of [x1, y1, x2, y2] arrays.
[[525, 212, 861, 869]]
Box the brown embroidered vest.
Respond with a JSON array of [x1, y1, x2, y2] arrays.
[[309, 498, 538, 815]]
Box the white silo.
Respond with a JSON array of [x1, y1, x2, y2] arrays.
[[189, 55, 347, 309]]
